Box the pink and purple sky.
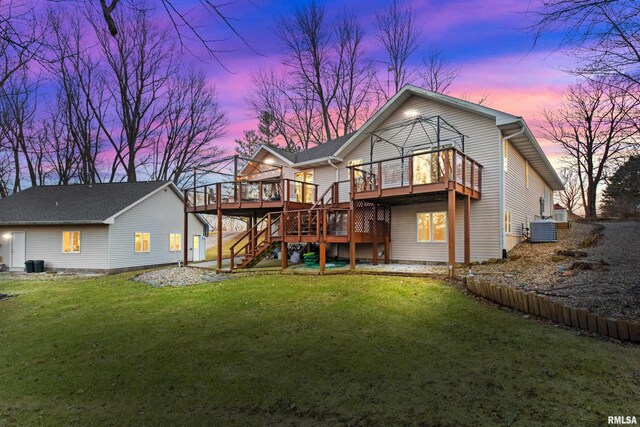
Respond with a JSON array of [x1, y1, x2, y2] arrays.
[[177, 0, 576, 163]]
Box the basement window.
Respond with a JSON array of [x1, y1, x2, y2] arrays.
[[417, 212, 447, 242], [504, 210, 512, 234], [135, 232, 150, 253], [169, 233, 182, 251], [62, 231, 81, 253]]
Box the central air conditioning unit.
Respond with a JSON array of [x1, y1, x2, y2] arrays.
[[530, 220, 558, 243]]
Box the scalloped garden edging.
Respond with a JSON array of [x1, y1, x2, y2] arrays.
[[463, 276, 640, 343]]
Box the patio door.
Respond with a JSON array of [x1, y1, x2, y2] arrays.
[[412, 150, 447, 185], [193, 235, 201, 262], [294, 170, 314, 203], [10, 231, 25, 270]]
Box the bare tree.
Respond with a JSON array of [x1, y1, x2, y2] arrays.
[[47, 11, 106, 184], [532, 0, 640, 86], [0, 72, 39, 190], [375, 0, 421, 98], [419, 46, 460, 94], [149, 70, 227, 186], [89, 4, 174, 182], [556, 165, 583, 216], [541, 77, 639, 219], [249, 3, 375, 150], [95, 0, 258, 68], [0, 0, 43, 89]]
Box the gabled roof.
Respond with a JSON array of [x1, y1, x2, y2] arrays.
[[246, 85, 563, 190], [252, 132, 354, 166], [0, 181, 205, 226], [333, 85, 564, 190]]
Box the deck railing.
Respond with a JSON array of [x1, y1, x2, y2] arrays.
[[184, 178, 318, 210], [349, 147, 482, 196]]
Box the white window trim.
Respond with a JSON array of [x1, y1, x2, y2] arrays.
[[135, 232, 151, 253], [62, 231, 81, 254], [416, 212, 447, 243], [504, 210, 512, 235], [169, 233, 182, 252]]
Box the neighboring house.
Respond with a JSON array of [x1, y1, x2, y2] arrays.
[[0, 181, 207, 273], [186, 85, 563, 272]]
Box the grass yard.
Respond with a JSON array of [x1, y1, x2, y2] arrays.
[[0, 274, 638, 425], [205, 232, 247, 260]]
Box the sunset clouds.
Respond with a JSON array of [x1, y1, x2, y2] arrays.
[[182, 0, 574, 161]]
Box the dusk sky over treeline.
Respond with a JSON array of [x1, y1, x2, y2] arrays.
[[175, 0, 575, 160]]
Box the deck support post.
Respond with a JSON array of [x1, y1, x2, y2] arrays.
[[464, 194, 471, 266], [246, 216, 252, 255], [183, 204, 189, 267], [319, 241, 326, 275], [216, 208, 223, 271], [281, 241, 287, 270], [372, 203, 378, 265], [349, 202, 356, 272], [447, 189, 456, 277]]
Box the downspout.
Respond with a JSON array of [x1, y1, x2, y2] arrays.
[[500, 124, 525, 258], [327, 158, 339, 182]]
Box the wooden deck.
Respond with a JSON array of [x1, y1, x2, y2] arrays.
[[349, 147, 482, 202]]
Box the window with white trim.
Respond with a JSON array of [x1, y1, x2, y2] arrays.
[[135, 232, 150, 253], [504, 210, 512, 234], [62, 231, 81, 253], [417, 212, 447, 242], [169, 233, 181, 251]]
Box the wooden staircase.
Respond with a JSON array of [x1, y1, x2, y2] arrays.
[[229, 213, 283, 271]]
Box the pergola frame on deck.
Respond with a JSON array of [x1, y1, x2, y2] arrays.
[[355, 115, 471, 274]]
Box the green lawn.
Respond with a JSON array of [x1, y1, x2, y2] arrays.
[[0, 274, 638, 425]]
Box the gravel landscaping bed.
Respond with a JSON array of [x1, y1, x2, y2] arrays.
[[132, 267, 232, 287], [356, 263, 448, 274], [0, 272, 103, 281], [472, 221, 640, 322]]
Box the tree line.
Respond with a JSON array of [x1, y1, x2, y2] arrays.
[[534, 0, 640, 219], [0, 1, 228, 197]]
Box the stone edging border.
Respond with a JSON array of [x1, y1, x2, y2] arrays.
[[463, 276, 640, 343]]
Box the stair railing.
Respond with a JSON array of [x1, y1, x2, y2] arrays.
[[229, 212, 283, 270]]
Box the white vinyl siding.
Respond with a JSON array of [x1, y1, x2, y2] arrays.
[[0, 225, 109, 271], [504, 141, 554, 250], [341, 94, 503, 262], [108, 186, 206, 269]]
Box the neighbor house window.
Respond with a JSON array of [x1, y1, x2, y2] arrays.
[[169, 233, 181, 251], [135, 232, 150, 253], [417, 212, 447, 242], [503, 139, 509, 173], [525, 161, 529, 188], [62, 231, 81, 253], [504, 210, 512, 234]]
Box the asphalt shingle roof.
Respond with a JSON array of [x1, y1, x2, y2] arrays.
[[269, 132, 355, 164], [0, 181, 170, 225]]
